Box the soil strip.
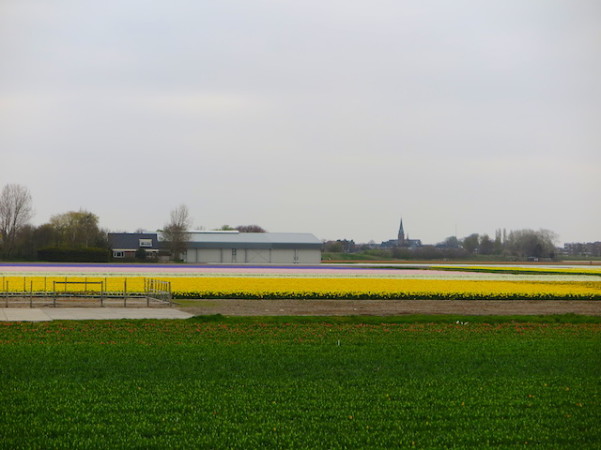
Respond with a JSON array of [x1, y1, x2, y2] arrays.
[[177, 299, 601, 316]]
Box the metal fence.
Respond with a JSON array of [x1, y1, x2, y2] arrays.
[[0, 277, 172, 307]]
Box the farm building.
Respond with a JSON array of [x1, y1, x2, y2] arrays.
[[108, 231, 323, 264], [182, 231, 322, 264]]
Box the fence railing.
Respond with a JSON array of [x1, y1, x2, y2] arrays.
[[144, 279, 172, 304], [0, 276, 172, 307]]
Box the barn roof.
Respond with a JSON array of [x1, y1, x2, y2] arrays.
[[184, 232, 322, 249]]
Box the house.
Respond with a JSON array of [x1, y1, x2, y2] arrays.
[[108, 233, 161, 259], [182, 231, 322, 264]]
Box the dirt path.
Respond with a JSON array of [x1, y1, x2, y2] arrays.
[[177, 299, 601, 316]]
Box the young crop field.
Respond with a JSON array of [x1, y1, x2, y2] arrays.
[[1, 317, 600, 448]]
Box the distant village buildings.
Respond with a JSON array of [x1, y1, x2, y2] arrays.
[[562, 241, 601, 257], [323, 218, 424, 253], [381, 218, 422, 248]]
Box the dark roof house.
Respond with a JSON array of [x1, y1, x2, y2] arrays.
[[108, 233, 160, 259]]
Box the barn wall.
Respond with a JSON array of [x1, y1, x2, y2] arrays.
[[245, 248, 271, 264], [271, 249, 321, 264], [185, 247, 320, 264], [296, 249, 321, 264], [270, 249, 295, 264], [190, 249, 222, 263]]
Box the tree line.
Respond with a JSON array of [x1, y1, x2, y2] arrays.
[[0, 184, 266, 262], [324, 229, 561, 261], [442, 229, 559, 259], [0, 184, 110, 260]]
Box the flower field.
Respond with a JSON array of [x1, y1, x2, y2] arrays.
[[1, 263, 601, 300], [435, 265, 601, 276], [169, 277, 601, 300], [1, 275, 601, 300], [2, 263, 599, 447]]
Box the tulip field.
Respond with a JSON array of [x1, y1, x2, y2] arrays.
[[171, 277, 601, 300], [1, 264, 600, 447], [1, 263, 601, 301]]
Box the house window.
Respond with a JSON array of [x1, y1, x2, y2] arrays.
[[113, 251, 124, 258], [139, 239, 152, 248]]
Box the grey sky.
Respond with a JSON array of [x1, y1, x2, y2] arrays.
[[1, 0, 600, 245]]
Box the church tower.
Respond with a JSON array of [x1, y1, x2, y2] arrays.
[[398, 218, 406, 246]]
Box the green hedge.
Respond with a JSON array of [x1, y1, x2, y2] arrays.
[[37, 247, 110, 263]]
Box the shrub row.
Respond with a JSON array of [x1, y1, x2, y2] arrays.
[[37, 247, 110, 263], [433, 266, 601, 277]]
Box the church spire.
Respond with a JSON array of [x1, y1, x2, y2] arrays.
[[398, 218, 405, 245]]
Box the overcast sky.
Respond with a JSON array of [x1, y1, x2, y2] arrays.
[[1, 0, 600, 245]]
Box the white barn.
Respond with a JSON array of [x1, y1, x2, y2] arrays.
[[183, 231, 322, 264]]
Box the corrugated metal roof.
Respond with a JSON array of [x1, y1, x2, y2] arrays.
[[109, 232, 322, 251], [185, 232, 322, 249], [187, 232, 319, 244]]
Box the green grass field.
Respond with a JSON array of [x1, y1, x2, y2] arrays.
[[1, 316, 600, 448]]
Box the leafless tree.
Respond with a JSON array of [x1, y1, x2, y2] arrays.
[[506, 229, 558, 259], [0, 184, 33, 257], [161, 205, 191, 261]]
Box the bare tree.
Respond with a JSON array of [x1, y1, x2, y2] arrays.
[[506, 229, 558, 259], [161, 205, 191, 261], [0, 184, 33, 257]]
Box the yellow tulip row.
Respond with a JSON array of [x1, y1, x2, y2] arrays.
[[167, 276, 601, 300], [2, 276, 600, 300], [0, 277, 145, 294]]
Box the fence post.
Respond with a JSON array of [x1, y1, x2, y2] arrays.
[[30, 280, 33, 308], [147, 279, 150, 307]]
